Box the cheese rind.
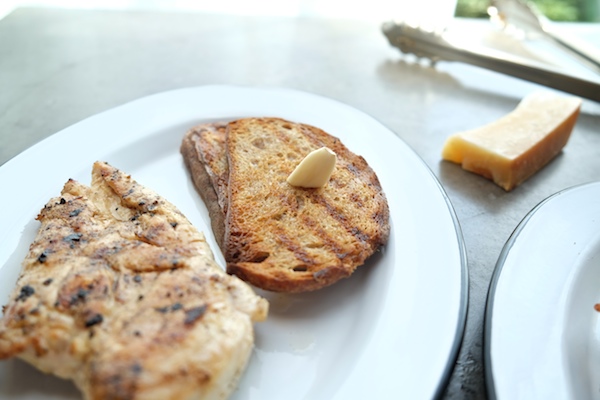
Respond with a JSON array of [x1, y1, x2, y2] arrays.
[[442, 92, 582, 191]]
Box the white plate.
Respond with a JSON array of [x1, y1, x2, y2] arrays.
[[0, 85, 467, 399], [485, 182, 600, 400]]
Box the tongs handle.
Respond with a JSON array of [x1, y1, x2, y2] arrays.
[[382, 21, 600, 103]]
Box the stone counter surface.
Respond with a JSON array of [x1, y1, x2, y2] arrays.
[[1, 7, 600, 399]]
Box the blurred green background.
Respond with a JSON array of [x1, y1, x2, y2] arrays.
[[455, 0, 599, 21]]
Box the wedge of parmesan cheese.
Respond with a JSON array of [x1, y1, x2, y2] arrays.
[[442, 92, 582, 191]]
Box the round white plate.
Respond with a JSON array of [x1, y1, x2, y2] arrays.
[[485, 181, 600, 400], [0, 85, 467, 400]]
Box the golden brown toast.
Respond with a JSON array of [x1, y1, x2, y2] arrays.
[[181, 117, 390, 293]]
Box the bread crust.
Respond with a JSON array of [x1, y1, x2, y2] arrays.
[[180, 122, 228, 251], [182, 117, 390, 293]]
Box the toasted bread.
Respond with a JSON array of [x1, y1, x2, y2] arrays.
[[181, 117, 390, 292], [181, 122, 229, 250]]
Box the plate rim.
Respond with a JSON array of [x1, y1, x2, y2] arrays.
[[426, 169, 469, 399], [0, 84, 469, 398]]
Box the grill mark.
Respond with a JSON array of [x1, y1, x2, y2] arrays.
[[299, 126, 353, 166], [184, 305, 207, 326], [274, 228, 317, 267], [307, 192, 369, 245], [272, 121, 330, 159], [85, 313, 104, 327], [273, 218, 351, 268], [296, 126, 327, 148], [89, 361, 140, 400], [350, 192, 364, 208], [346, 162, 361, 178]]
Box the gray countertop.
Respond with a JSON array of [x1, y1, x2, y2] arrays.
[[1, 7, 600, 399]]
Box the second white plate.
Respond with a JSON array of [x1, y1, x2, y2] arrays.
[[486, 181, 600, 399]]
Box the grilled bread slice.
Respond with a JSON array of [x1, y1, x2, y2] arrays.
[[0, 161, 268, 400], [181, 122, 229, 251], [181, 117, 390, 293]]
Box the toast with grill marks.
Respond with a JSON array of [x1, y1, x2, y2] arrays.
[[181, 117, 390, 293]]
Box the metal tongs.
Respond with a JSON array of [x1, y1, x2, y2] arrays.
[[382, 16, 600, 102], [490, 0, 600, 74]]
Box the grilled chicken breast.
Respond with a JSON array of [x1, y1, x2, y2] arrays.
[[0, 161, 268, 400]]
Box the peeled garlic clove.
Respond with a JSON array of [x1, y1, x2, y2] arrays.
[[287, 147, 337, 188]]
